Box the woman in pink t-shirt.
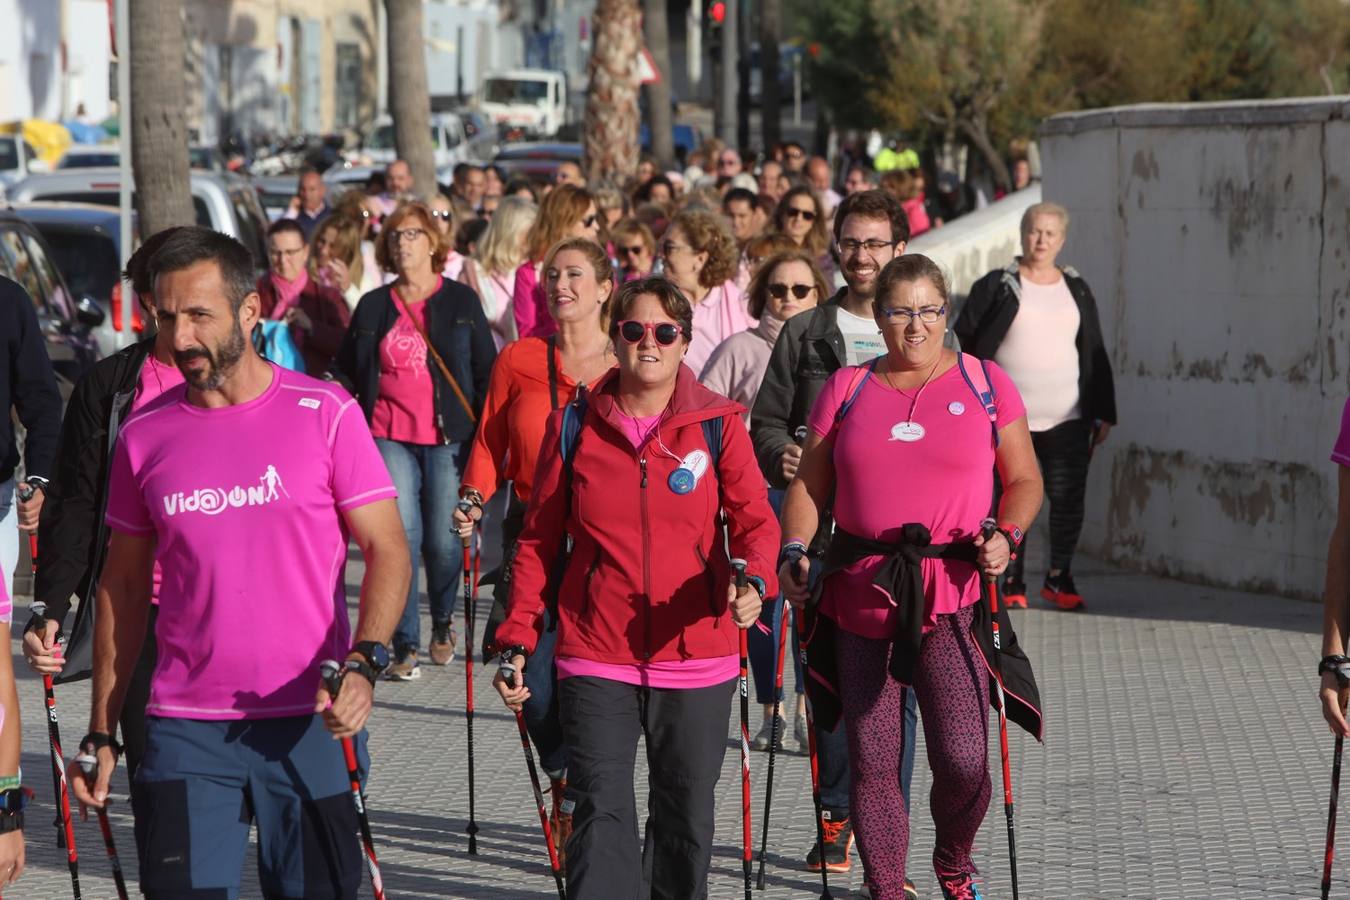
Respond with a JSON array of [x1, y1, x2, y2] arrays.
[[779, 254, 1044, 900]]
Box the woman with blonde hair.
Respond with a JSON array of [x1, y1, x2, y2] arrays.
[[311, 214, 380, 311], [461, 196, 537, 348], [658, 208, 754, 375], [514, 184, 601, 339]]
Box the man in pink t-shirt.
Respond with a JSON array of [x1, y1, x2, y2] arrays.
[[68, 228, 411, 899]]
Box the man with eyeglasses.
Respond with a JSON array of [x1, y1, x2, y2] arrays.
[[751, 190, 920, 896], [256, 220, 351, 375]]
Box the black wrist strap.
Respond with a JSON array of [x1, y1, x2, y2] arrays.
[[80, 731, 122, 757]]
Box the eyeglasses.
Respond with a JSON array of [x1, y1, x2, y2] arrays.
[[661, 240, 692, 256], [616, 320, 683, 346], [877, 305, 947, 325], [581, 214, 598, 228], [767, 283, 815, 300], [268, 246, 305, 260], [390, 227, 427, 243], [617, 244, 647, 256], [785, 207, 816, 222], [836, 238, 897, 258]]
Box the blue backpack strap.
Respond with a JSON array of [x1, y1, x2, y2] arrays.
[[700, 415, 724, 469], [955, 353, 1000, 448], [560, 388, 589, 464], [834, 357, 879, 426]]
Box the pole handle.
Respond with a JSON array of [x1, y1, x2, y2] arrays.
[[730, 558, 748, 590], [319, 659, 343, 701], [456, 499, 475, 549], [979, 517, 997, 585]]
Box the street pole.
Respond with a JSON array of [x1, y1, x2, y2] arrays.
[[718, 0, 737, 145], [116, 0, 132, 344], [792, 53, 801, 127], [735, 0, 749, 152]]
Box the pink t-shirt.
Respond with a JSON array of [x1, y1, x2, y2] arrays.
[[130, 353, 186, 603], [1332, 398, 1350, 466], [686, 281, 756, 378], [557, 407, 738, 688], [104, 364, 398, 720], [370, 282, 442, 446], [808, 359, 1026, 638]]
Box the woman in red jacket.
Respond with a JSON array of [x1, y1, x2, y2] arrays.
[[493, 276, 780, 899]]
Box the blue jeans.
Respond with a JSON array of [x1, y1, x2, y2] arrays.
[[377, 439, 464, 656], [749, 595, 804, 705]]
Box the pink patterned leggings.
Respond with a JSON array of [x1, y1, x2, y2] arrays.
[[837, 604, 991, 899]]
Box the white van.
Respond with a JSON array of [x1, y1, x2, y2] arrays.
[[478, 69, 568, 139], [362, 113, 470, 177]]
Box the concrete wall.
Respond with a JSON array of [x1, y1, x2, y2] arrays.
[[1038, 97, 1350, 599]]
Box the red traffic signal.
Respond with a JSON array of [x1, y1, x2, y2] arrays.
[[709, 1, 725, 24]]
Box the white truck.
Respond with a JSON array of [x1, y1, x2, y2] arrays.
[[478, 69, 568, 139]]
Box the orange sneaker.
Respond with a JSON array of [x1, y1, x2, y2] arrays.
[[1001, 578, 1028, 609], [805, 811, 853, 873], [1041, 572, 1084, 610], [549, 777, 572, 868]]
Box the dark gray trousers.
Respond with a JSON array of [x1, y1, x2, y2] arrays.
[[557, 675, 734, 900]]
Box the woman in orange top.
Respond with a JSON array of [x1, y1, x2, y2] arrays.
[[455, 236, 616, 855]]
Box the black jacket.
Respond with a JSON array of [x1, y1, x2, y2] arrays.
[[1, 275, 62, 484], [36, 337, 154, 682], [954, 260, 1117, 425], [332, 280, 497, 444], [750, 291, 847, 491]]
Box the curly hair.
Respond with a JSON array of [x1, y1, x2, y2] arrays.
[[746, 249, 831, 320], [668, 209, 738, 289], [375, 202, 449, 274], [525, 184, 594, 261]]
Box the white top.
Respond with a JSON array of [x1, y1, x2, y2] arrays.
[[835, 307, 886, 367], [994, 275, 1081, 432]]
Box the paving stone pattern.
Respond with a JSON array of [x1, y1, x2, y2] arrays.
[[9, 554, 1339, 898]]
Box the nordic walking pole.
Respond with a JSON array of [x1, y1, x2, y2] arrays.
[[980, 517, 1020, 900], [500, 657, 567, 898], [731, 559, 753, 900], [457, 499, 480, 855], [74, 750, 129, 900], [319, 660, 387, 900], [1325, 734, 1343, 900], [755, 592, 790, 889], [784, 546, 832, 900]]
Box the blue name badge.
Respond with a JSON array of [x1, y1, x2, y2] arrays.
[[668, 467, 696, 494]]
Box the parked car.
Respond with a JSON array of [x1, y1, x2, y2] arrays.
[[455, 109, 501, 164], [322, 163, 381, 198], [10, 201, 140, 354], [0, 135, 51, 196], [57, 146, 122, 169], [252, 174, 304, 221], [361, 113, 471, 178], [7, 168, 270, 271], [492, 142, 582, 185], [0, 207, 102, 392]]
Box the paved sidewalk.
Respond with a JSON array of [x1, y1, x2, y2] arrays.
[[8, 552, 1337, 899]]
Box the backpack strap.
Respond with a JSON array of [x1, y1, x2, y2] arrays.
[[700, 415, 724, 469], [834, 357, 879, 427], [955, 352, 1000, 448]]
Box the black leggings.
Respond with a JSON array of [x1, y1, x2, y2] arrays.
[[1004, 417, 1093, 583]]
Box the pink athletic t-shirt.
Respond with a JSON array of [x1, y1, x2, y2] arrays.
[[808, 359, 1026, 639], [130, 353, 186, 603], [555, 408, 738, 689], [1333, 398, 1350, 466], [104, 364, 398, 720], [370, 281, 442, 446]]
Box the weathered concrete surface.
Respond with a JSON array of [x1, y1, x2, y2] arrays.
[[909, 184, 1042, 302], [1039, 97, 1350, 600]]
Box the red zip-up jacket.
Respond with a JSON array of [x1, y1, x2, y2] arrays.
[[496, 365, 781, 664]]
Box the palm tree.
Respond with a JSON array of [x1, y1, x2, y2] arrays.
[[129, 0, 193, 235], [385, 0, 437, 195], [584, 0, 642, 185]]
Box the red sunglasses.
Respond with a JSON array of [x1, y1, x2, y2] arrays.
[[615, 320, 683, 346]]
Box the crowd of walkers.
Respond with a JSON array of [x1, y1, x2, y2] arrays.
[[0, 131, 1123, 900]]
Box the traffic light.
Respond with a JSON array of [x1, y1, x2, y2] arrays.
[[709, 1, 725, 23]]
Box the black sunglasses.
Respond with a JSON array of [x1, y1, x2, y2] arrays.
[[616, 320, 682, 346], [767, 283, 815, 300], [785, 207, 816, 221]]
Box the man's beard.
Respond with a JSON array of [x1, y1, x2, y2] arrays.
[[175, 321, 247, 391]]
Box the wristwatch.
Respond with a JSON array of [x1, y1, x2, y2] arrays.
[[350, 641, 390, 677], [342, 658, 379, 687]]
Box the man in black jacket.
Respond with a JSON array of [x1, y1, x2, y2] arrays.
[[24, 228, 185, 780], [0, 275, 61, 599], [750, 191, 919, 892]]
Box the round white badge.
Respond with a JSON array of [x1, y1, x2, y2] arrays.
[[890, 421, 926, 442], [949, 401, 966, 416]]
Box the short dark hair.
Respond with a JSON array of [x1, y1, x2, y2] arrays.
[[123, 226, 190, 297], [833, 188, 910, 246], [722, 187, 757, 212], [633, 174, 674, 205], [266, 218, 306, 242], [873, 254, 950, 314], [608, 276, 693, 342], [148, 226, 257, 313]]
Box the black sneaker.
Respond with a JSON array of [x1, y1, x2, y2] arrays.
[[804, 810, 852, 872], [1041, 571, 1084, 610], [1001, 577, 1028, 609]]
